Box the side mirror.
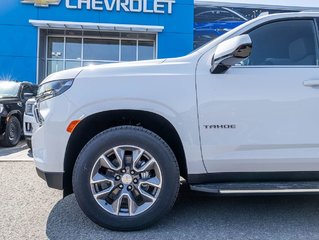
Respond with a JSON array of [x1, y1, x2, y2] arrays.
[[211, 34, 252, 74]]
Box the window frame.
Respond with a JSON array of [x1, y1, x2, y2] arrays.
[[20, 84, 35, 100], [235, 17, 319, 68]]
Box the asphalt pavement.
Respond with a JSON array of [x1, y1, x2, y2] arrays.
[[1, 147, 319, 239], [0, 141, 33, 161]]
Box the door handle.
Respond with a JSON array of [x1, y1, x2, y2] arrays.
[[303, 80, 319, 87]]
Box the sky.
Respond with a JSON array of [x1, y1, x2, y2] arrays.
[[197, 0, 319, 8]]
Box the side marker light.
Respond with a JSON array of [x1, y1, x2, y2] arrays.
[[67, 120, 81, 133]]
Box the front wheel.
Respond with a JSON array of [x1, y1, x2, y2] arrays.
[[1, 116, 21, 147], [72, 126, 180, 231]]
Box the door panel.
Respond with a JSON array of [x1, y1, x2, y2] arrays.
[[196, 19, 319, 173], [198, 66, 319, 172]]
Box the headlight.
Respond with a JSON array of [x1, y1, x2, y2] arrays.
[[37, 79, 74, 101], [0, 104, 3, 113], [25, 102, 34, 116]]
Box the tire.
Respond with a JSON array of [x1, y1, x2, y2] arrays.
[[1, 116, 21, 147], [72, 126, 180, 231]]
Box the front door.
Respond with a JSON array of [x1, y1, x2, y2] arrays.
[[197, 18, 319, 173]]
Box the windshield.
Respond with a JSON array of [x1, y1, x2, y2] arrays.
[[0, 81, 20, 98]]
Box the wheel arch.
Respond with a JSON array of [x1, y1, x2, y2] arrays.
[[1, 110, 23, 134], [7, 110, 23, 126], [63, 109, 188, 196], [0, 110, 23, 146]]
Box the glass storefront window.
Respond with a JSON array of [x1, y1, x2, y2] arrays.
[[121, 40, 137, 61], [100, 32, 120, 38], [83, 61, 112, 66], [138, 41, 155, 60], [138, 33, 156, 41], [66, 38, 82, 60], [47, 37, 64, 59], [83, 39, 119, 61], [47, 60, 63, 74], [65, 61, 81, 70], [66, 30, 83, 36], [121, 33, 138, 39], [46, 31, 156, 76]]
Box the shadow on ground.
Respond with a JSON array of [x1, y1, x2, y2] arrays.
[[0, 141, 28, 157], [46, 186, 319, 240], [27, 149, 33, 158]]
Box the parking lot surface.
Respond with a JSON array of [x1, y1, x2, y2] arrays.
[[0, 141, 33, 162], [1, 148, 319, 240]]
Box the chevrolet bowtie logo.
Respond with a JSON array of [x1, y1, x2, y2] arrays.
[[21, 0, 61, 7]]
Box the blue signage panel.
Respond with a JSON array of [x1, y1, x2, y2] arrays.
[[0, 0, 194, 83]]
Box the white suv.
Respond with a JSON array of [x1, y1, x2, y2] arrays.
[[33, 12, 319, 230]]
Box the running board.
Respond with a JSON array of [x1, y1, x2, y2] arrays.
[[190, 181, 319, 194]]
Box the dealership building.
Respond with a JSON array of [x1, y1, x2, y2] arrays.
[[0, 0, 317, 84]]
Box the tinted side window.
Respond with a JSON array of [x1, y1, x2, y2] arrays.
[[244, 20, 318, 66], [21, 85, 35, 100], [22, 86, 33, 95]]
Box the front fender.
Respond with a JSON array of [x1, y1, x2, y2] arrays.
[[64, 97, 206, 174], [7, 110, 23, 125]]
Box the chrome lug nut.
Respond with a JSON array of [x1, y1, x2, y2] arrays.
[[133, 178, 138, 184], [127, 185, 133, 191], [130, 170, 135, 175], [119, 184, 124, 189], [121, 169, 126, 173], [115, 175, 121, 181]]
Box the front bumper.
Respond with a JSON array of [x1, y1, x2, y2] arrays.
[[36, 168, 64, 190], [32, 94, 85, 189], [0, 115, 6, 136], [23, 113, 38, 137], [32, 95, 72, 173]]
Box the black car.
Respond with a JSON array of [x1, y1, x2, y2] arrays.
[[0, 81, 37, 147]]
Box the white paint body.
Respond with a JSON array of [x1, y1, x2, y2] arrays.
[[23, 98, 39, 138], [32, 12, 319, 177]]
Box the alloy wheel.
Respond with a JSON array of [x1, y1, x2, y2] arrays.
[[90, 145, 162, 216]]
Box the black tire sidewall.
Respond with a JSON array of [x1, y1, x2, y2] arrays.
[[2, 116, 21, 147], [73, 126, 180, 231]]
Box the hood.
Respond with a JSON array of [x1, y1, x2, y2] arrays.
[[80, 58, 166, 72], [41, 59, 166, 85], [75, 55, 197, 81], [41, 67, 84, 85], [0, 97, 19, 104]]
